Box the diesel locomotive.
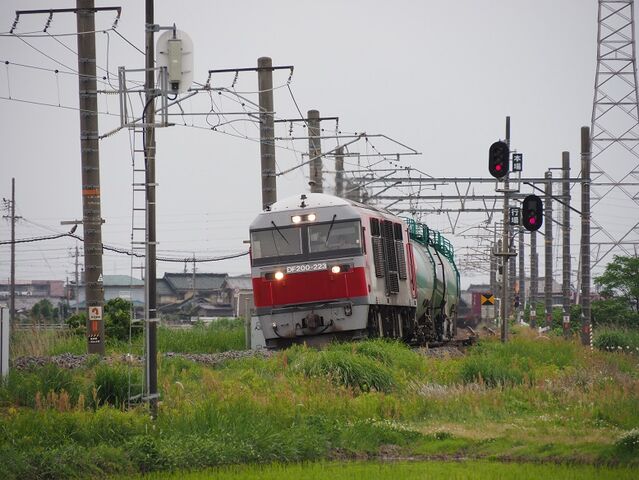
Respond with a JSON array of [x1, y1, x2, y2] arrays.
[[249, 193, 460, 349]]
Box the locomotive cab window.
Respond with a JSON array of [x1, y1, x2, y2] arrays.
[[308, 220, 362, 254], [251, 226, 302, 260]]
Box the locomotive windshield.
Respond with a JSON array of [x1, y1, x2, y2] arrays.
[[308, 220, 361, 253], [250, 219, 362, 266], [251, 225, 302, 260]]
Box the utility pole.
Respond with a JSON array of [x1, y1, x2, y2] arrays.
[[77, 0, 105, 354], [2, 179, 21, 330], [580, 127, 592, 347], [144, 0, 159, 418], [530, 229, 538, 327], [335, 146, 344, 197], [257, 57, 276, 210], [191, 255, 196, 298], [9, 179, 15, 330], [308, 109, 323, 193], [562, 152, 571, 338], [544, 170, 553, 328], [74, 245, 80, 314]]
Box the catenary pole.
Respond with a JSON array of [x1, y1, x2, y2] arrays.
[[76, 0, 105, 354], [308, 110, 323, 193], [580, 127, 592, 346], [562, 152, 571, 338], [544, 170, 553, 328], [257, 57, 276, 210], [335, 146, 344, 197], [144, 0, 158, 418]]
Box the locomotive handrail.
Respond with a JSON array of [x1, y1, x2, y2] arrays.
[[403, 218, 459, 282]]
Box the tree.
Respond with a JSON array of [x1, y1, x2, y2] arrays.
[[104, 298, 136, 342], [593, 255, 639, 327], [595, 255, 639, 313]]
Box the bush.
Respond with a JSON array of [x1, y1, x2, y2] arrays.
[[291, 348, 396, 392], [1, 364, 83, 407], [104, 298, 137, 342], [65, 312, 87, 336], [616, 428, 639, 453], [91, 364, 142, 408], [594, 329, 639, 354]]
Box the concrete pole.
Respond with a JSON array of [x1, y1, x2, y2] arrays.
[[580, 127, 592, 346], [530, 229, 538, 327], [544, 170, 553, 329], [74, 245, 80, 314], [501, 116, 510, 342], [335, 146, 344, 197], [489, 225, 497, 299], [509, 232, 516, 317], [76, 0, 105, 354], [307, 110, 323, 193], [257, 57, 276, 210], [518, 226, 525, 322], [9, 178, 15, 330], [562, 152, 571, 338], [144, 0, 158, 418]]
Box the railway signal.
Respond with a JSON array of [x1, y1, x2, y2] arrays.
[[522, 194, 543, 231], [488, 141, 509, 178]]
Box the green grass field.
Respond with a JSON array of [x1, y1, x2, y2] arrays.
[[122, 460, 639, 480], [1, 326, 638, 479]]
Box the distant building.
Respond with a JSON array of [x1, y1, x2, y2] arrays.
[[76, 275, 144, 308], [161, 273, 227, 304], [0, 280, 66, 315], [220, 275, 254, 318]]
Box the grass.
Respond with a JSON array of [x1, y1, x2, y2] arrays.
[[9, 318, 246, 358], [158, 319, 246, 353], [1, 328, 639, 479], [120, 460, 639, 480]]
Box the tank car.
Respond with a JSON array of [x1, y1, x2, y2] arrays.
[[249, 193, 460, 349]]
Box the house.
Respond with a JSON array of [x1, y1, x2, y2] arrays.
[[76, 275, 145, 308], [0, 280, 67, 317], [159, 296, 235, 322], [220, 275, 254, 318], [162, 273, 227, 303]]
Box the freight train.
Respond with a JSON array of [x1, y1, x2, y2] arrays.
[[249, 193, 460, 349]]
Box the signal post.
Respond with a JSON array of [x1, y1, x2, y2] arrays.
[[489, 118, 543, 342]]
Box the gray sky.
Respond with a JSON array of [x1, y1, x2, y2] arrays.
[[0, 1, 616, 288]]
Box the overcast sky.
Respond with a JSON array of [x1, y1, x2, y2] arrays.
[[0, 1, 627, 289]]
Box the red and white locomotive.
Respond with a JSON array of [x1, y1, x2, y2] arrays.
[[249, 193, 460, 349]]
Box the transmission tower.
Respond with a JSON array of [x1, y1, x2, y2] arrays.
[[590, 0, 639, 268]]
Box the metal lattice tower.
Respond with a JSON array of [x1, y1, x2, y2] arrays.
[[590, 0, 639, 268]]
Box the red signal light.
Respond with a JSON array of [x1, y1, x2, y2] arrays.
[[489, 141, 509, 178], [522, 195, 543, 231]]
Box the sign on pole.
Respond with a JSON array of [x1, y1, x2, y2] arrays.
[[88, 305, 103, 345], [481, 293, 495, 306]]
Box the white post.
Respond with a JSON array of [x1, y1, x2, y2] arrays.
[[1, 306, 9, 378]]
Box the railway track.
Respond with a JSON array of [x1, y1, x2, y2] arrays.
[[12, 334, 476, 371]]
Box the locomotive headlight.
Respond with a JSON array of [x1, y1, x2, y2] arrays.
[[274, 271, 285, 281], [291, 215, 302, 224], [307, 213, 317, 222], [331, 265, 341, 274]]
